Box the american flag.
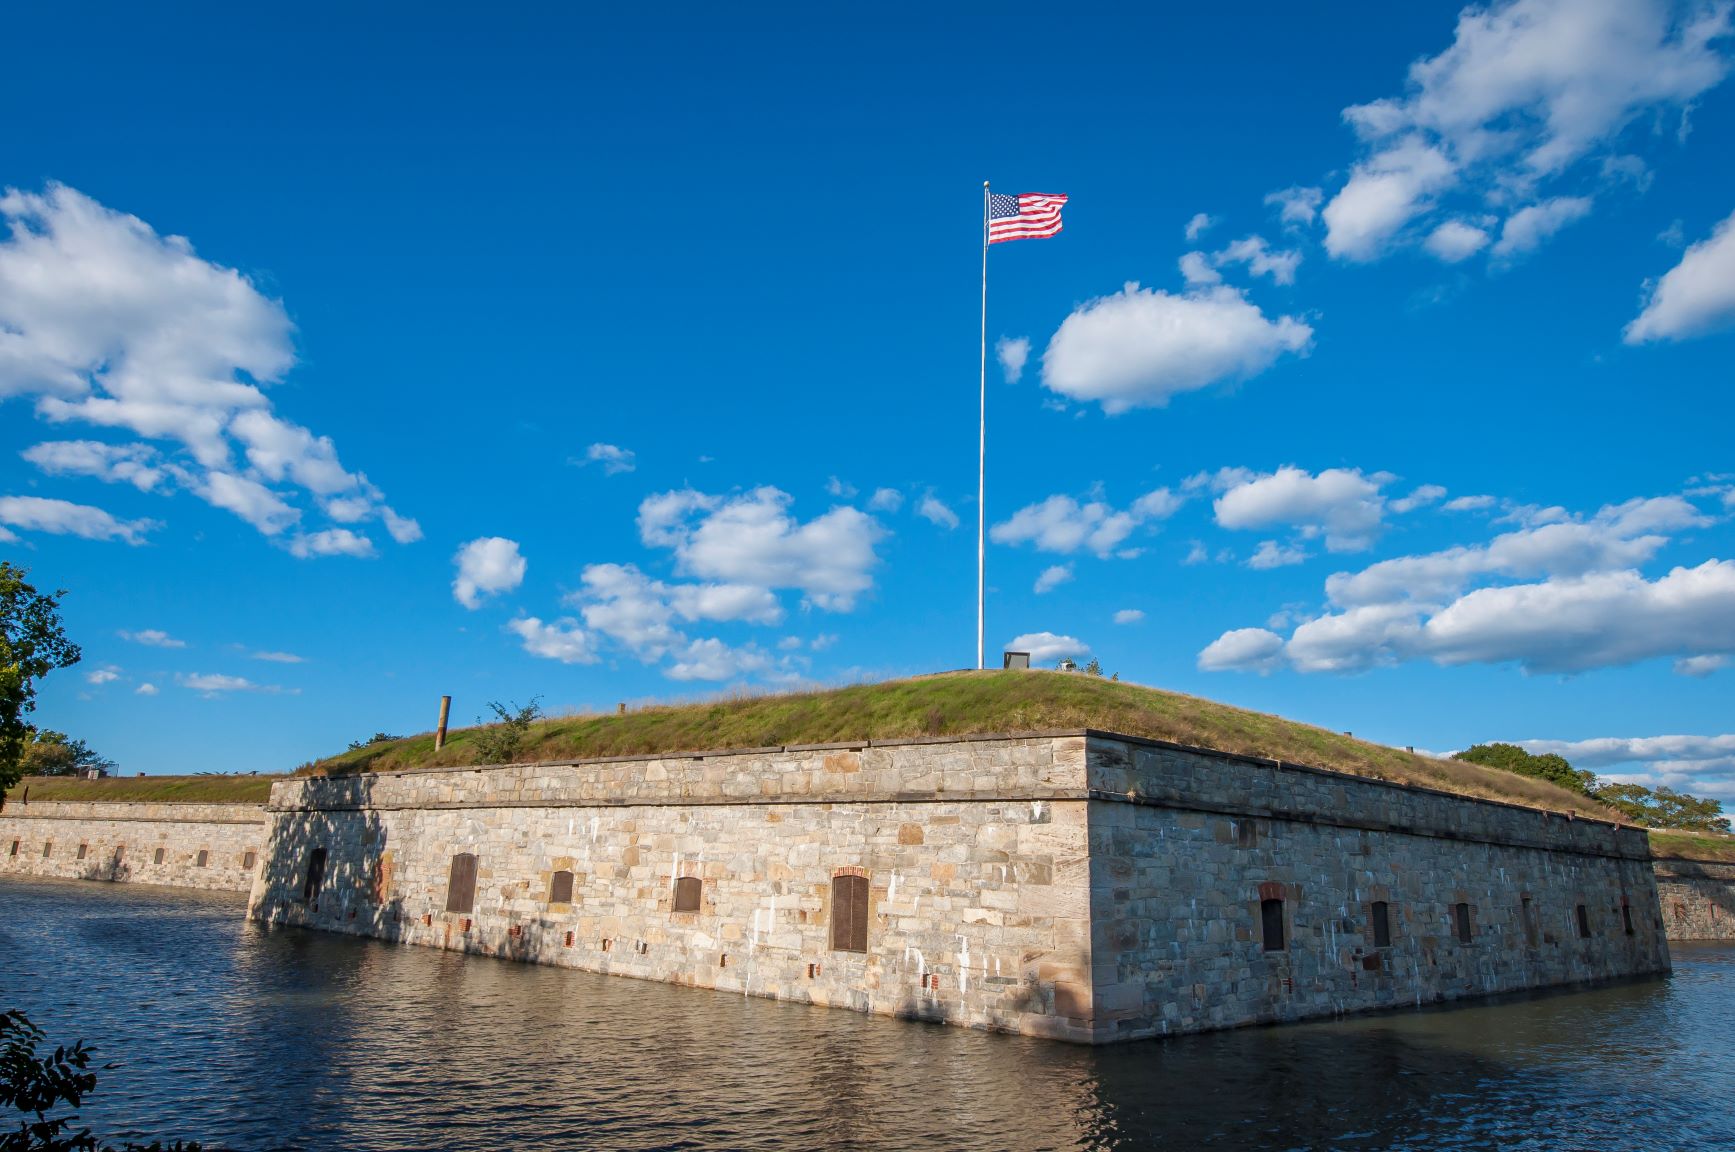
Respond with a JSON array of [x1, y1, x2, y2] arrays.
[[988, 192, 1068, 243]]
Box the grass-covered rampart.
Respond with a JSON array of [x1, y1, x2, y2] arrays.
[[303, 670, 1622, 819], [6, 774, 278, 805]]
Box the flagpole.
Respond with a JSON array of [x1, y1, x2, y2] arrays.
[[978, 180, 989, 672]]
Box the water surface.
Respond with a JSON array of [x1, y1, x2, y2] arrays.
[[2, 878, 1731, 1150]]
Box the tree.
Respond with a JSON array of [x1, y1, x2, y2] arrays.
[[18, 731, 116, 778], [1593, 782, 1731, 833], [1453, 742, 1597, 795], [1, 1008, 200, 1151], [1455, 739, 1731, 833], [2, 564, 82, 800]]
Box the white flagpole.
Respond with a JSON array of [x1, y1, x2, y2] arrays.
[[978, 180, 989, 671]]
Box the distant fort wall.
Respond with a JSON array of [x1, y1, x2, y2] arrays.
[[1654, 859, 1735, 940], [0, 800, 268, 892], [242, 732, 1673, 1043]]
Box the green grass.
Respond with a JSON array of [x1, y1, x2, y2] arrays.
[[302, 670, 1621, 819], [1648, 830, 1735, 863], [8, 774, 279, 804]]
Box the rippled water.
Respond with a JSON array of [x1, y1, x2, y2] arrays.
[[2, 878, 1733, 1151]]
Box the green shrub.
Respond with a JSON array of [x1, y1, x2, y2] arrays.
[[473, 698, 543, 764]]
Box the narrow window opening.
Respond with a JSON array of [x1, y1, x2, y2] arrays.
[[303, 847, 328, 902], [76, 843, 88, 861], [1622, 904, 1634, 936], [831, 873, 870, 952], [41, 841, 53, 859], [153, 847, 165, 866], [1455, 902, 1473, 944], [445, 852, 477, 914], [8, 840, 17, 857], [242, 851, 257, 871], [549, 869, 574, 904], [196, 849, 209, 868], [672, 875, 702, 913], [1370, 901, 1391, 948], [1261, 897, 1285, 951], [1522, 896, 1538, 947], [112, 846, 124, 865], [1576, 903, 1591, 939]]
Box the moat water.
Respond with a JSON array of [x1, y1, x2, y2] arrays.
[[1, 879, 1732, 1151]]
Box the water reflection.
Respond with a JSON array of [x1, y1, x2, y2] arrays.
[[1, 879, 1732, 1151]]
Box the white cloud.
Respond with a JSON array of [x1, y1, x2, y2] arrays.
[[1113, 609, 1145, 625], [1626, 206, 1735, 342], [1197, 627, 1286, 673], [288, 528, 375, 559], [1005, 631, 1090, 664], [22, 440, 170, 490], [665, 637, 773, 682], [868, 487, 903, 513], [825, 476, 856, 498], [0, 184, 416, 550], [1491, 196, 1593, 258], [917, 494, 960, 532], [1183, 541, 1210, 565], [250, 650, 305, 664], [1320, 0, 1732, 262], [1248, 540, 1311, 569], [1526, 733, 1735, 770], [992, 487, 1181, 558], [1391, 484, 1448, 514], [506, 616, 599, 665], [1202, 488, 1734, 675], [1676, 654, 1729, 677], [642, 487, 884, 611], [996, 336, 1030, 383], [0, 495, 155, 544], [178, 672, 292, 696], [1265, 186, 1323, 227], [134, 682, 158, 696], [583, 443, 636, 475], [1208, 466, 1391, 552], [192, 471, 299, 535], [1424, 219, 1491, 262], [119, 629, 184, 648], [1178, 252, 1221, 286], [452, 536, 527, 609], [1444, 494, 1497, 512], [1323, 138, 1457, 261], [1033, 564, 1074, 594], [1420, 561, 1735, 672], [84, 665, 119, 686], [1214, 236, 1303, 285], [1184, 212, 1216, 241], [1323, 494, 1708, 607], [1041, 283, 1312, 414], [573, 562, 781, 661]]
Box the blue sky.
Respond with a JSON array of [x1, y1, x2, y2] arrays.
[[4, 1, 1735, 801]]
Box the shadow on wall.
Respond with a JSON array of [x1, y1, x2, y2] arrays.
[[78, 844, 132, 884], [248, 777, 406, 941]]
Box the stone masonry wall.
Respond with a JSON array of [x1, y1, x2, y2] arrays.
[[248, 731, 1672, 1043], [1654, 859, 1735, 940], [1084, 735, 1670, 1041], [250, 736, 1100, 1040], [0, 801, 268, 893]]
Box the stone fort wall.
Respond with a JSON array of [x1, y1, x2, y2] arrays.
[[1084, 735, 1668, 1041], [0, 800, 268, 892], [1654, 859, 1735, 940], [245, 732, 1672, 1043]]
